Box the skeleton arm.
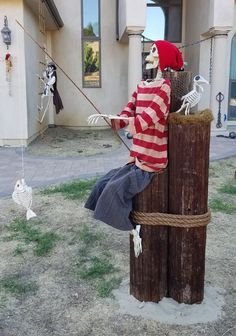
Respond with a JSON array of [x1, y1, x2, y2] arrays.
[[87, 114, 129, 124]]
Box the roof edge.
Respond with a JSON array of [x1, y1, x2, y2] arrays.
[[44, 0, 64, 29]]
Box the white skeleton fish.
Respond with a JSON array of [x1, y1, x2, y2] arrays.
[[12, 179, 37, 220]]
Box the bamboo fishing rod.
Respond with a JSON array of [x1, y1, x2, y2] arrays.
[[16, 20, 130, 151]]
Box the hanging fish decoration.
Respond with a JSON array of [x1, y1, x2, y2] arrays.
[[12, 179, 37, 220]]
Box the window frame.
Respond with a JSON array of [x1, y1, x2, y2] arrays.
[[81, 0, 101, 88]]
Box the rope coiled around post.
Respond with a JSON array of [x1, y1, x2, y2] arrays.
[[131, 209, 211, 228]]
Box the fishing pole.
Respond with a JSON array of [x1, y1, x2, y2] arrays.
[[16, 20, 130, 152]]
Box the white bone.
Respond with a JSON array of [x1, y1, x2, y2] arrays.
[[176, 75, 209, 115], [131, 225, 142, 258], [87, 114, 129, 125]]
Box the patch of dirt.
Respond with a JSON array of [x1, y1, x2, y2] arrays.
[[0, 157, 235, 336], [26, 127, 121, 157]]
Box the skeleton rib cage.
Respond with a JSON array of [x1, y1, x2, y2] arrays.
[[176, 75, 208, 115], [181, 84, 203, 106]]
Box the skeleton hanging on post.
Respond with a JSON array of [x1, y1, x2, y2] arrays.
[[37, 62, 63, 123], [86, 40, 184, 258]]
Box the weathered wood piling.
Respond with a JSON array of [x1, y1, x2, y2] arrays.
[[168, 110, 213, 304], [130, 72, 213, 304], [130, 170, 168, 302]]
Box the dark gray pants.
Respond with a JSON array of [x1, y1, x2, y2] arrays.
[[85, 163, 154, 231]]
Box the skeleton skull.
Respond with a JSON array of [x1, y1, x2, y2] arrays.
[[145, 44, 159, 70]]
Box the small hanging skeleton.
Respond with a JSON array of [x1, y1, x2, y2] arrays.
[[176, 75, 209, 115], [12, 179, 37, 220], [37, 62, 63, 123]]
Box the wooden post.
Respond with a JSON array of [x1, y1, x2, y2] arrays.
[[130, 170, 168, 302], [168, 110, 213, 304], [130, 71, 192, 303]]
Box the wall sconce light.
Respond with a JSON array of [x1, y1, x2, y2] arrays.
[[1, 16, 11, 48]]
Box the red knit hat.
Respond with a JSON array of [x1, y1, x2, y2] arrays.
[[153, 40, 183, 72]]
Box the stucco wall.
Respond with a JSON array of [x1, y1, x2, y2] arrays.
[[184, 0, 211, 77], [119, 0, 146, 40], [0, 0, 28, 145], [23, 2, 47, 141], [184, 0, 235, 129], [210, 0, 234, 30], [52, 0, 129, 128]]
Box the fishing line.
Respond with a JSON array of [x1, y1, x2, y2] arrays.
[[21, 145, 25, 179]]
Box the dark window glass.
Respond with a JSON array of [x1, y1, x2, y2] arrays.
[[228, 35, 236, 120], [164, 5, 182, 42], [230, 35, 236, 79]]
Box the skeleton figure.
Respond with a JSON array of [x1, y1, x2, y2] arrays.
[[37, 62, 63, 123], [86, 41, 183, 258], [176, 75, 209, 115], [12, 179, 36, 220]]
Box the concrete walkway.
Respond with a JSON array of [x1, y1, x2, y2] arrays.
[[0, 136, 235, 198]]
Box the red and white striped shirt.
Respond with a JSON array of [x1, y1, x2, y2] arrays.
[[118, 78, 171, 172]]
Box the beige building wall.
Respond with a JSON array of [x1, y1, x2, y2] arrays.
[[0, 0, 47, 146], [2, 0, 236, 146], [0, 0, 28, 146], [184, 0, 211, 80], [184, 0, 235, 132], [0, 0, 130, 147], [52, 0, 129, 128], [23, 1, 48, 141]]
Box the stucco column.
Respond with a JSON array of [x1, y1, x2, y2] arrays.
[[127, 30, 143, 98], [210, 32, 228, 131]]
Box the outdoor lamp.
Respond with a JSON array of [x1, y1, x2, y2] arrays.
[[1, 16, 11, 48]]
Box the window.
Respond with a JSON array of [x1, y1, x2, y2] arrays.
[[228, 34, 236, 120], [82, 0, 101, 88]]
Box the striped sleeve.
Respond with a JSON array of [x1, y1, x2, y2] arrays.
[[118, 90, 137, 128], [129, 81, 170, 135]]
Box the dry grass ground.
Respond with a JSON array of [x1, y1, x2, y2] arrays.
[[0, 153, 235, 336], [26, 127, 121, 157]]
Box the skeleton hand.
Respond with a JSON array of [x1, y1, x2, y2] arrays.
[[87, 114, 129, 125], [43, 84, 50, 96], [131, 225, 142, 258]]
